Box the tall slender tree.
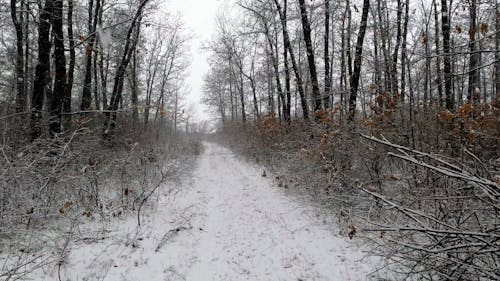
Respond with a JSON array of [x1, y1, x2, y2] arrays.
[[31, 0, 54, 138], [467, 0, 480, 103], [323, 0, 331, 108], [81, 0, 101, 110], [441, 0, 454, 110], [348, 0, 370, 120], [496, 1, 500, 101], [10, 0, 25, 113], [273, 0, 309, 119], [298, 0, 321, 112], [65, 0, 75, 125], [49, 0, 67, 134]]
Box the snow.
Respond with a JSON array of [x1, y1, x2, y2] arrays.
[[3, 143, 383, 281]]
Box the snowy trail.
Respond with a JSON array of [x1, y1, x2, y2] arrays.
[[31, 143, 380, 281], [185, 143, 378, 281]]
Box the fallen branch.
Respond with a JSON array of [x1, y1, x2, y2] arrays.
[[155, 226, 192, 253]]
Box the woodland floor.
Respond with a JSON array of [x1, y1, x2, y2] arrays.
[[5, 143, 385, 281]]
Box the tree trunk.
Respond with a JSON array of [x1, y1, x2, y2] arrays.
[[229, 57, 235, 121], [372, 5, 382, 97], [323, 0, 331, 109], [238, 64, 246, 123], [23, 0, 30, 103], [131, 51, 139, 121], [496, 1, 500, 102], [433, 0, 443, 106], [377, 0, 391, 93], [348, 0, 370, 121], [105, 0, 149, 134], [11, 0, 26, 113], [424, 18, 431, 109], [400, 0, 409, 105], [265, 47, 275, 114], [282, 0, 291, 121], [298, 0, 321, 113], [340, 6, 347, 113], [49, 0, 67, 135], [100, 49, 109, 109], [441, 0, 454, 110], [98, 9, 108, 109], [81, 0, 95, 110], [273, 0, 309, 119], [81, 0, 101, 110], [31, 0, 53, 138], [93, 42, 100, 110], [391, 0, 403, 98], [65, 0, 75, 126], [467, 0, 480, 104]]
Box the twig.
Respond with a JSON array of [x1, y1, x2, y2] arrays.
[[137, 170, 170, 226], [155, 226, 192, 252], [464, 148, 494, 181], [388, 152, 499, 193]]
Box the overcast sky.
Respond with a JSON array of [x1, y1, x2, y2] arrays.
[[164, 0, 229, 122]]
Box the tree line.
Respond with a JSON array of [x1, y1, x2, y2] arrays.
[[203, 0, 499, 126], [207, 1, 500, 278], [2, 0, 191, 139]]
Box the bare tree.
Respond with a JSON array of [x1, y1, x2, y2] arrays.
[[105, 0, 151, 133], [441, 0, 454, 110], [49, 0, 67, 134], [467, 0, 480, 103], [495, 0, 499, 101], [298, 0, 321, 113], [348, 0, 370, 120], [10, 0, 25, 113], [31, 0, 53, 138]]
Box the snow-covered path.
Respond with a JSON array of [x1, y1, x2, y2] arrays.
[[33, 143, 380, 281], [185, 143, 378, 281]]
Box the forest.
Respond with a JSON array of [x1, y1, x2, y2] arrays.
[[202, 0, 499, 279], [0, 0, 499, 280]]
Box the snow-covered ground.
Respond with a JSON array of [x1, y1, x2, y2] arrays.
[[3, 143, 384, 281]]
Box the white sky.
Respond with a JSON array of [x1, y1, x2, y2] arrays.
[[164, 0, 229, 122]]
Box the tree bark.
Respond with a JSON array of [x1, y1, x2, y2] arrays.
[[31, 0, 53, 138], [467, 0, 480, 104], [377, 0, 390, 93], [323, 0, 331, 109], [93, 42, 100, 110], [433, 0, 443, 106], [273, 0, 309, 119], [100, 49, 109, 109], [65, 0, 75, 126], [441, 0, 454, 110], [400, 0, 409, 105], [131, 50, 139, 121], [298, 0, 321, 113], [105, 0, 149, 134], [81, 0, 94, 110], [81, 0, 101, 110], [238, 62, 247, 123], [11, 0, 26, 113], [348, 0, 370, 121], [340, 5, 347, 112], [282, 0, 291, 121], [49, 0, 67, 135], [496, 1, 500, 102], [391, 0, 403, 98]]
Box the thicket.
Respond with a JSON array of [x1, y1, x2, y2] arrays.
[[0, 114, 201, 279], [218, 102, 499, 280], [203, 0, 500, 278]]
